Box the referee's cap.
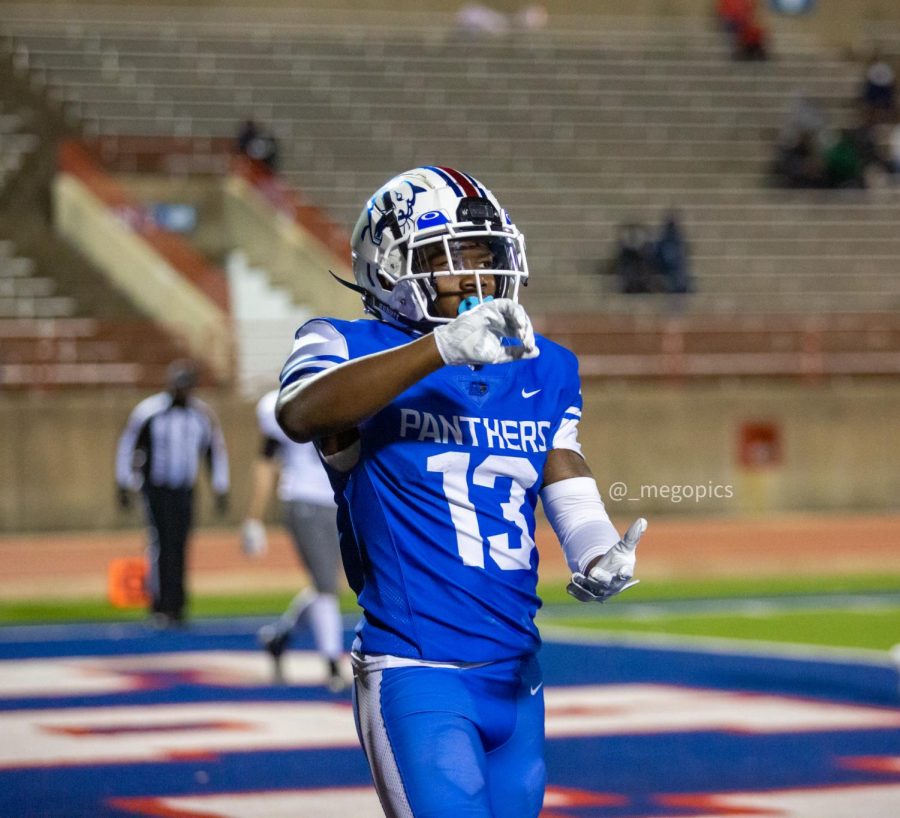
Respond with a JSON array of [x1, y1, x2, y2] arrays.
[[166, 359, 199, 391]]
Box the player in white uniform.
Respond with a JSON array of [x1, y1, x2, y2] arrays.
[[242, 390, 346, 690]]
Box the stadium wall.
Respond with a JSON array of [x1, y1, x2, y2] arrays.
[[114, 174, 230, 266], [53, 146, 234, 382], [0, 381, 897, 532]]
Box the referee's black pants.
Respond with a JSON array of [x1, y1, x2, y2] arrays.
[[143, 485, 194, 621]]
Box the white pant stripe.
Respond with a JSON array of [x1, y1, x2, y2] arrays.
[[353, 664, 414, 818]]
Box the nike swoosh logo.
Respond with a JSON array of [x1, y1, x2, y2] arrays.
[[530, 683, 543, 696], [521, 388, 541, 399]]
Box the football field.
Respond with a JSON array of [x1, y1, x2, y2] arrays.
[[2, 516, 899, 816], [1, 602, 899, 818]]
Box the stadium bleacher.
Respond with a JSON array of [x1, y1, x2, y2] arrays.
[[0, 2, 898, 385], [0, 104, 37, 199], [3, 7, 898, 313]]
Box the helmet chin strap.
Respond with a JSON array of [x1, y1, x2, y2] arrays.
[[333, 270, 502, 329], [330, 270, 368, 296], [330, 271, 436, 333]]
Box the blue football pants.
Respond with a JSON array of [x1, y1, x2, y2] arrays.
[[352, 655, 545, 818]]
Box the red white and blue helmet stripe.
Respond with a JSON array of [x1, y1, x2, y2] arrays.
[[420, 165, 487, 199]]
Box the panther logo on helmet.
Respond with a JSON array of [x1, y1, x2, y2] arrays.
[[361, 180, 427, 248], [349, 167, 528, 329]]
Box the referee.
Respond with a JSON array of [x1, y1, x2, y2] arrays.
[[116, 360, 230, 627]]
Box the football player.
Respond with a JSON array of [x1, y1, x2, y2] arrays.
[[276, 167, 645, 818], [241, 389, 347, 691]]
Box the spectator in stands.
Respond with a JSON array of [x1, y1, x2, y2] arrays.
[[772, 128, 826, 188], [714, 0, 768, 61], [612, 222, 665, 294], [823, 128, 867, 189], [778, 93, 828, 155], [655, 211, 693, 294], [455, 4, 510, 38], [236, 118, 279, 172], [774, 111, 891, 191], [715, 0, 751, 35], [860, 54, 896, 121], [832, 121, 893, 188], [115, 360, 230, 629], [888, 123, 900, 176], [734, 14, 768, 61], [513, 4, 548, 32], [772, 97, 826, 189]]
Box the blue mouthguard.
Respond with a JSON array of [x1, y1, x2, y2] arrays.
[[458, 295, 494, 315]]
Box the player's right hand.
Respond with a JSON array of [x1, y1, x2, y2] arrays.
[[433, 298, 539, 366], [116, 487, 132, 510], [567, 518, 646, 603], [241, 518, 268, 558]]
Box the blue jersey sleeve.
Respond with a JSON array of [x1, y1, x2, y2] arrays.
[[544, 342, 584, 457], [279, 318, 351, 394]]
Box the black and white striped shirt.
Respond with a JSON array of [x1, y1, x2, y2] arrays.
[[115, 392, 229, 493]]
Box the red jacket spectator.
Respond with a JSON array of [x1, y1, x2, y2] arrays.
[[716, 0, 752, 31]]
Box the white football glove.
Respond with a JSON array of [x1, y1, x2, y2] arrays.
[[433, 298, 539, 366], [241, 518, 268, 558], [567, 518, 646, 603]]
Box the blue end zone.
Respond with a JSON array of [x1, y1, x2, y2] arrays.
[[0, 620, 898, 817], [538, 637, 900, 705]]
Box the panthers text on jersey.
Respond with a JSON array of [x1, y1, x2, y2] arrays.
[[279, 318, 583, 663]]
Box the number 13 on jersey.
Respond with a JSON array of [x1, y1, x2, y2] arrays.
[[427, 452, 539, 571]]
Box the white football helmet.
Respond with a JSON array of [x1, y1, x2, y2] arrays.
[[349, 166, 528, 327]]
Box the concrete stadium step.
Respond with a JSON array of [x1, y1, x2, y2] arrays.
[[23, 47, 858, 100], [694, 256, 900, 277], [78, 59, 859, 101], [4, 24, 820, 55], [58, 83, 845, 125], [689, 237, 900, 256], [0, 295, 76, 317], [39, 75, 852, 133], [691, 272, 900, 295], [667, 220, 900, 241], [526, 290, 900, 315], [0, 275, 56, 297], [0, 256, 35, 277], [22, 48, 861, 97], [76, 100, 851, 137]]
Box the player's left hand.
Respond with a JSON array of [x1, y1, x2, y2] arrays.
[[215, 492, 229, 516], [567, 518, 646, 603]]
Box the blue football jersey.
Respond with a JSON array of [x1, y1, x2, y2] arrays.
[[279, 318, 583, 663]]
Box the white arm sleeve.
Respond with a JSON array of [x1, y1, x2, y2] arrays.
[[540, 476, 621, 574]]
